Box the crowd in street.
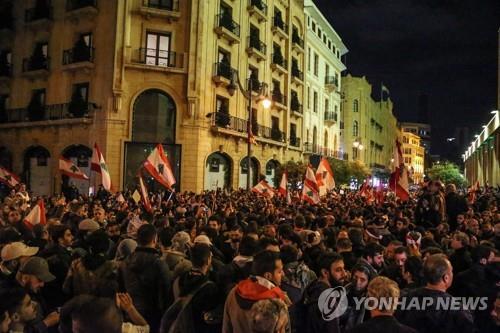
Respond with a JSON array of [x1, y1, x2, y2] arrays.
[[0, 181, 498, 333]]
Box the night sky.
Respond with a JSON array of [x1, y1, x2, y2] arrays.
[[314, 0, 499, 158]]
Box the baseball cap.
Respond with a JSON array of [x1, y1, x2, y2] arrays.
[[19, 257, 55, 282], [194, 235, 212, 246], [1, 242, 39, 262], [78, 219, 100, 232]]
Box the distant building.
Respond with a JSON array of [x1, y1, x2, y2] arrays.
[[400, 122, 431, 153], [401, 132, 425, 184]]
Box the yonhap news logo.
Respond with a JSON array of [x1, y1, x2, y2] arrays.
[[318, 287, 489, 321], [317, 286, 349, 321]]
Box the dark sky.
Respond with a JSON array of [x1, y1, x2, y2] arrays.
[[314, 0, 499, 157]]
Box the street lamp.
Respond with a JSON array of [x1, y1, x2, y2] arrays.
[[227, 70, 271, 190]]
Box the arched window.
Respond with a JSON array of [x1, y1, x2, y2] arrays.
[[353, 120, 359, 137], [132, 89, 176, 144], [353, 99, 359, 112]]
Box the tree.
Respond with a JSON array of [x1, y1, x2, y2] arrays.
[[326, 158, 370, 186], [275, 160, 306, 190], [426, 162, 466, 187]]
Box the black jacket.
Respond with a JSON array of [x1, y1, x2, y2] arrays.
[[445, 192, 468, 230], [119, 247, 172, 331], [395, 288, 475, 333], [449, 247, 472, 274], [302, 279, 341, 333], [347, 315, 417, 333]]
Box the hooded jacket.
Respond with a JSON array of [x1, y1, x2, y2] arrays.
[[302, 279, 341, 333], [119, 247, 172, 331], [222, 276, 290, 333]]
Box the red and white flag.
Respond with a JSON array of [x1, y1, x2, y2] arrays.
[[24, 200, 46, 229], [91, 143, 112, 191], [116, 193, 125, 203], [59, 157, 89, 180], [278, 171, 288, 197], [143, 144, 176, 189], [252, 180, 275, 198], [302, 165, 320, 204], [138, 175, 153, 213], [316, 158, 335, 196], [389, 140, 409, 201], [467, 180, 480, 203], [0, 167, 20, 188]]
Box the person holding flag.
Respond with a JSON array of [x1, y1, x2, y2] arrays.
[[0, 167, 21, 188], [389, 140, 409, 201], [59, 157, 89, 180]]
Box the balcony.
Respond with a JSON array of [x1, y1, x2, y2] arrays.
[[324, 111, 337, 124], [304, 142, 320, 154], [212, 62, 236, 87], [291, 67, 304, 85], [127, 48, 186, 73], [292, 34, 304, 53], [210, 112, 285, 145], [271, 54, 288, 75], [272, 17, 288, 40], [25, 6, 53, 31], [214, 14, 240, 45], [65, 0, 98, 23], [247, 0, 267, 22], [246, 36, 266, 62], [289, 136, 301, 148], [290, 100, 303, 117], [62, 47, 95, 72], [272, 92, 287, 111], [22, 57, 50, 80], [325, 76, 338, 91], [322, 148, 348, 160], [0, 102, 97, 128], [139, 0, 180, 21]]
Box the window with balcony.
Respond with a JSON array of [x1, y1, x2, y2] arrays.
[[64, 33, 93, 64], [272, 80, 283, 104], [271, 116, 281, 141], [249, 25, 264, 52], [273, 7, 284, 30], [0, 50, 12, 77], [290, 123, 298, 146], [24, 42, 49, 72], [291, 58, 302, 80], [145, 32, 171, 67], [272, 43, 285, 67], [325, 64, 330, 78], [353, 99, 359, 112], [25, 0, 52, 22], [28, 89, 46, 121], [291, 90, 300, 112], [313, 53, 319, 76], [249, 67, 260, 92], [313, 91, 318, 113], [216, 49, 232, 79], [68, 83, 89, 117], [353, 120, 359, 137], [218, 2, 238, 34], [215, 95, 230, 127]]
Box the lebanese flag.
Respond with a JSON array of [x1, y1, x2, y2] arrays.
[[0, 167, 20, 188], [316, 158, 335, 196], [143, 144, 176, 189], [252, 180, 275, 198], [24, 200, 46, 229], [375, 182, 385, 205], [91, 143, 112, 191], [302, 165, 320, 204], [389, 140, 409, 201], [59, 157, 89, 180], [138, 175, 153, 213], [278, 171, 288, 197]]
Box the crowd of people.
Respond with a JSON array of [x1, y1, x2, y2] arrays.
[[0, 180, 498, 333]]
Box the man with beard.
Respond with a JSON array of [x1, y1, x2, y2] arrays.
[[358, 243, 385, 277], [105, 221, 122, 259], [0, 286, 39, 333], [303, 253, 347, 333], [221, 224, 243, 263], [340, 263, 376, 331]]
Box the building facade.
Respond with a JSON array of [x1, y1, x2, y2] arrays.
[[0, 0, 309, 195], [463, 111, 499, 186], [303, 0, 347, 162], [399, 121, 431, 153], [340, 74, 398, 177], [401, 131, 424, 184]]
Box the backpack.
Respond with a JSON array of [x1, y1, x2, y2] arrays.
[[160, 277, 212, 333]]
